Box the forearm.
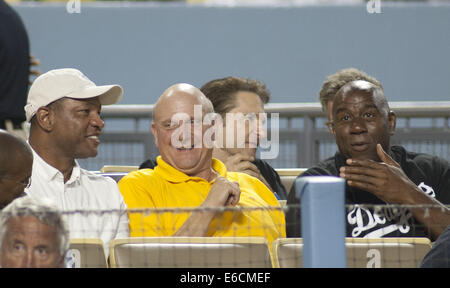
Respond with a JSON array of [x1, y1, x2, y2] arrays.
[[174, 208, 216, 237], [405, 188, 450, 240], [173, 176, 240, 236]]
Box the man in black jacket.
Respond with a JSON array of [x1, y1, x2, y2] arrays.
[[420, 225, 450, 268], [200, 76, 287, 200], [0, 0, 30, 140], [287, 80, 450, 240]]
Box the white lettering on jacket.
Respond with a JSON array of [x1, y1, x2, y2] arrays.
[[347, 182, 435, 238]]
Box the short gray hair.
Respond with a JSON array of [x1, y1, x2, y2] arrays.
[[319, 68, 382, 113], [0, 196, 70, 257]]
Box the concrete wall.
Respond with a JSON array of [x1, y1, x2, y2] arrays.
[[14, 2, 450, 105]]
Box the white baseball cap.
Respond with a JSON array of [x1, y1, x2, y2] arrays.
[[25, 68, 123, 122]]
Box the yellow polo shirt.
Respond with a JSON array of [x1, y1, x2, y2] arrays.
[[118, 157, 286, 243]]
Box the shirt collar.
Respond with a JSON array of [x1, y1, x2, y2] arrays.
[[154, 156, 227, 183], [29, 144, 81, 183]]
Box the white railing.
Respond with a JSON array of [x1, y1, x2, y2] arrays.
[[78, 101, 450, 171]]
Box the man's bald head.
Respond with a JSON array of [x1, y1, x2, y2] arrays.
[[150, 83, 216, 177], [0, 130, 33, 208], [152, 83, 214, 122], [319, 68, 382, 116], [334, 80, 390, 117], [0, 130, 32, 177], [331, 80, 396, 162]]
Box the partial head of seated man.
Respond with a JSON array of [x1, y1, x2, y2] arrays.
[[0, 196, 69, 268], [25, 68, 123, 182], [151, 83, 215, 179], [318, 68, 382, 124], [200, 76, 287, 200], [119, 83, 286, 242], [286, 80, 450, 240], [0, 129, 33, 209], [330, 80, 395, 162]]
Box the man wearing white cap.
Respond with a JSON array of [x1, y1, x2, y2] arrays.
[[24, 68, 129, 255]]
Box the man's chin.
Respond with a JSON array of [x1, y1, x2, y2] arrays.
[[170, 161, 202, 175], [347, 152, 380, 162], [242, 148, 257, 158], [164, 154, 199, 170], [225, 147, 256, 158], [75, 150, 98, 159]]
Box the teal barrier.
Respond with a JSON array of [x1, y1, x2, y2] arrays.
[[296, 176, 346, 268]]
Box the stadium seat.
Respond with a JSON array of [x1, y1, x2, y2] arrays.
[[100, 172, 128, 183], [109, 237, 272, 268], [100, 165, 139, 173], [273, 237, 432, 268], [67, 239, 108, 268], [99, 166, 306, 186], [275, 168, 306, 194], [99, 165, 139, 182]]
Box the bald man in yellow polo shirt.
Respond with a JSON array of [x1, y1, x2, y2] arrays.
[[118, 83, 285, 243]]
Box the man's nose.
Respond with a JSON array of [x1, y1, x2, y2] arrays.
[[179, 123, 195, 146], [22, 251, 36, 268], [90, 113, 105, 130], [257, 124, 267, 139], [249, 119, 267, 140], [349, 117, 367, 133]]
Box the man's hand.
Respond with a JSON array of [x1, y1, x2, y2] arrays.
[[224, 153, 273, 191], [203, 176, 241, 208], [174, 177, 241, 237], [339, 144, 418, 204], [224, 154, 259, 177], [340, 144, 450, 240]]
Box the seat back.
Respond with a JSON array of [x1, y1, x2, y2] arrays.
[[99, 165, 139, 182], [100, 166, 306, 188], [67, 239, 108, 268], [276, 168, 306, 194], [346, 238, 432, 268], [100, 172, 129, 183], [273, 237, 432, 268], [100, 165, 139, 173], [109, 237, 272, 268]]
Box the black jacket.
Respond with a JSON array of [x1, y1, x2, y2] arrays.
[[0, 0, 30, 123], [420, 225, 450, 268], [286, 145, 450, 238]]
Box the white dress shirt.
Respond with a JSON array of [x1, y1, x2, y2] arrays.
[[25, 147, 129, 255]]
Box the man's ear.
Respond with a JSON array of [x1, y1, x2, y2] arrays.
[[388, 110, 396, 136], [331, 125, 336, 137], [151, 122, 159, 148], [326, 121, 335, 136], [35, 107, 55, 132], [326, 100, 336, 136]]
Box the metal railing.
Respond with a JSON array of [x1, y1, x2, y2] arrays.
[[78, 101, 450, 171]]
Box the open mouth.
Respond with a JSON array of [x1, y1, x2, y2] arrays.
[[87, 135, 100, 144], [176, 144, 195, 151], [351, 142, 370, 152]]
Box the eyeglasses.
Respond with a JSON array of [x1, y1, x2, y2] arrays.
[[0, 176, 32, 189], [158, 119, 204, 131]]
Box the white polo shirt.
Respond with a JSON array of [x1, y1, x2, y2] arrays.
[[25, 147, 129, 255]]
